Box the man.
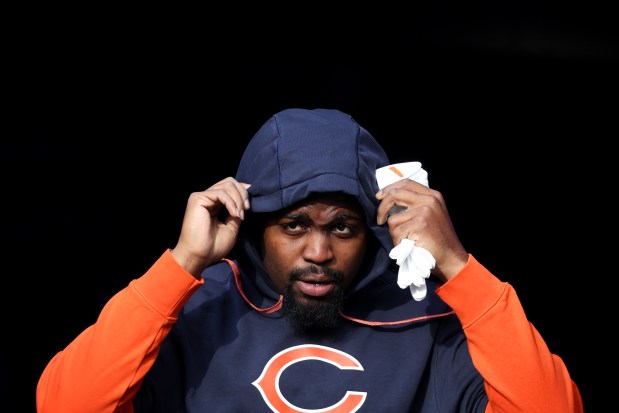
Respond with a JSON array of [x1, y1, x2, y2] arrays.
[[36, 108, 583, 412]]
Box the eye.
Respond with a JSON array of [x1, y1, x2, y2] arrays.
[[332, 222, 355, 236], [281, 221, 306, 234]]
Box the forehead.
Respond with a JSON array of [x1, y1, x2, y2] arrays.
[[277, 192, 364, 217]]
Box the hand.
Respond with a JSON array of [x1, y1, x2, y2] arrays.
[[376, 179, 469, 282], [171, 177, 251, 278]]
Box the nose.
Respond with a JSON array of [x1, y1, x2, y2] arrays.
[[302, 231, 334, 264]]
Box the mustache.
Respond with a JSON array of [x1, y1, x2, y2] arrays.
[[288, 265, 344, 283]]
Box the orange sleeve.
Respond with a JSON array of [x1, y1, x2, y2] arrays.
[[436, 254, 583, 413], [36, 249, 204, 413]]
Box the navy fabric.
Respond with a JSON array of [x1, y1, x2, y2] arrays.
[[235, 108, 394, 293], [137, 108, 488, 413]]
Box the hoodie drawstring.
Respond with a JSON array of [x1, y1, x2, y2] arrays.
[[222, 258, 283, 314], [222, 258, 455, 325]]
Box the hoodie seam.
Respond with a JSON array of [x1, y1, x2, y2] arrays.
[[273, 113, 285, 208]]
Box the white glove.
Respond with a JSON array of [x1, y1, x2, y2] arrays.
[[376, 162, 435, 301]]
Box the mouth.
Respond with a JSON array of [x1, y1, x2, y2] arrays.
[[295, 276, 337, 297]]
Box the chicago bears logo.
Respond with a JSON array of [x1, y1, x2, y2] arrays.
[[253, 344, 366, 412]]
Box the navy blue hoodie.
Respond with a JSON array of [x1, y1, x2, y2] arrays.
[[136, 108, 488, 412]]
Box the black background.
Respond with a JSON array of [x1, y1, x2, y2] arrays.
[[4, 6, 617, 412]]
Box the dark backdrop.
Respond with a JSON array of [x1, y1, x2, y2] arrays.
[[5, 6, 617, 412]]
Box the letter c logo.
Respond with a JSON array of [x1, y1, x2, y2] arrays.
[[253, 344, 366, 413]]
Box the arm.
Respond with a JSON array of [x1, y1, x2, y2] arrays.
[[376, 179, 583, 413], [437, 255, 583, 413], [36, 177, 252, 413], [36, 251, 202, 413]]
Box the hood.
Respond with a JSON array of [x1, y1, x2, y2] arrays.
[[234, 108, 395, 299]]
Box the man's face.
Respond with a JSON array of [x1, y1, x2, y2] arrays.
[[261, 193, 368, 330]]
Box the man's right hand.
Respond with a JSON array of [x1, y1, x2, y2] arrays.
[[171, 177, 251, 278]]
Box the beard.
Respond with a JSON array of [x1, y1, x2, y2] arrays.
[[282, 265, 345, 333]]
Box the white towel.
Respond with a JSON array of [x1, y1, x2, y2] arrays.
[[375, 162, 436, 301]]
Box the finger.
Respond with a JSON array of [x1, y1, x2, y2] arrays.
[[209, 178, 252, 218], [376, 180, 440, 225], [376, 199, 408, 225], [387, 216, 420, 245], [222, 213, 243, 238], [376, 186, 417, 225], [376, 179, 429, 200]]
